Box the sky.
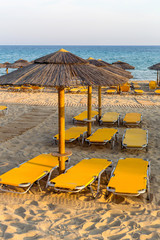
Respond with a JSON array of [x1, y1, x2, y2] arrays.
[[0, 0, 160, 45]]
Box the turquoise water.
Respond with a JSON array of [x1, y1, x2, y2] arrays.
[[0, 45, 160, 80]]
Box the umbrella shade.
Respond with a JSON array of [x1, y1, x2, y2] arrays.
[[112, 61, 135, 70], [0, 49, 129, 173]]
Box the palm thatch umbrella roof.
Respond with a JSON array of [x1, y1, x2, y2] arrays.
[[112, 61, 135, 70], [87, 58, 133, 79], [7, 59, 31, 69], [0, 49, 128, 87], [148, 63, 160, 70], [0, 63, 5, 68], [148, 62, 160, 84], [0, 62, 11, 68]]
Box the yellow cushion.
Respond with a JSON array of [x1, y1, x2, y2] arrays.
[[107, 158, 148, 194], [133, 84, 141, 89], [0, 106, 7, 111], [54, 127, 87, 141], [101, 112, 119, 123], [123, 113, 141, 123], [149, 81, 157, 89], [70, 88, 79, 92], [123, 128, 147, 148], [74, 110, 98, 121], [0, 154, 66, 187], [86, 128, 118, 142], [51, 158, 112, 190], [106, 89, 117, 94], [134, 89, 144, 94], [155, 89, 160, 94]]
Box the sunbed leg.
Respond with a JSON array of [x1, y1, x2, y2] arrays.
[[110, 139, 115, 149], [146, 176, 150, 201], [37, 180, 42, 192], [81, 135, 84, 145]]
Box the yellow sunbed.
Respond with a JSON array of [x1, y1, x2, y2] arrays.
[[69, 88, 80, 93], [149, 81, 157, 90], [0, 154, 69, 194], [99, 112, 120, 126], [86, 128, 118, 149], [133, 84, 141, 89], [120, 85, 130, 93], [79, 88, 88, 93], [123, 112, 142, 126], [47, 158, 112, 198], [73, 110, 98, 124], [155, 89, 160, 95], [8, 86, 21, 91], [122, 128, 148, 151], [105, 89, 117, 94], [53, 126, 87, 144], [107, 158, 150, 200], [134, 89, 144, 95], [0, 106, 7, 115]]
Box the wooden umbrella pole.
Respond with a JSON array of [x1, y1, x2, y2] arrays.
[[58, 86, 65, 173], [157, 70, 159, 85], [6, 68, 8, 74], [98, 86, 102, 120], [87, 85, 92, 136]]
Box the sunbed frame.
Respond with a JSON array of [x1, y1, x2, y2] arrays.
[[53, 131, 87, 145], [72, 114, 98, 125], [47, 159, 112, 198], [99, 114, 120, 127], [107, 158, 150, 200], [121, 129, 148, 152], [85, 129, 118, 149], [0, 106, 8, 115], [123, 114, 142, 127], [0, 154, 70, 194]]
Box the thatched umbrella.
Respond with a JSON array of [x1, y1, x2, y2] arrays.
[[112, 61, 135, 70], [148, 63, 160, 85], [0, 49, 128, 173], [7, 59, 31, 69], [88, 58, 133, 79], [87, 58, 131, 119], [0, 62, 11, 73]]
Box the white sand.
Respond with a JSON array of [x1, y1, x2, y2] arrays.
[[0, 87, 160, 240]]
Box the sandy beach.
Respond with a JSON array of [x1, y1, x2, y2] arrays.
[[0, 84, 160, 240]]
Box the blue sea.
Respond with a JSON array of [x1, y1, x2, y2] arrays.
[[0, 45, 160, 80]]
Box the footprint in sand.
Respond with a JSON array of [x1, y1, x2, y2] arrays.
[[14, 207, 26, 218]]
